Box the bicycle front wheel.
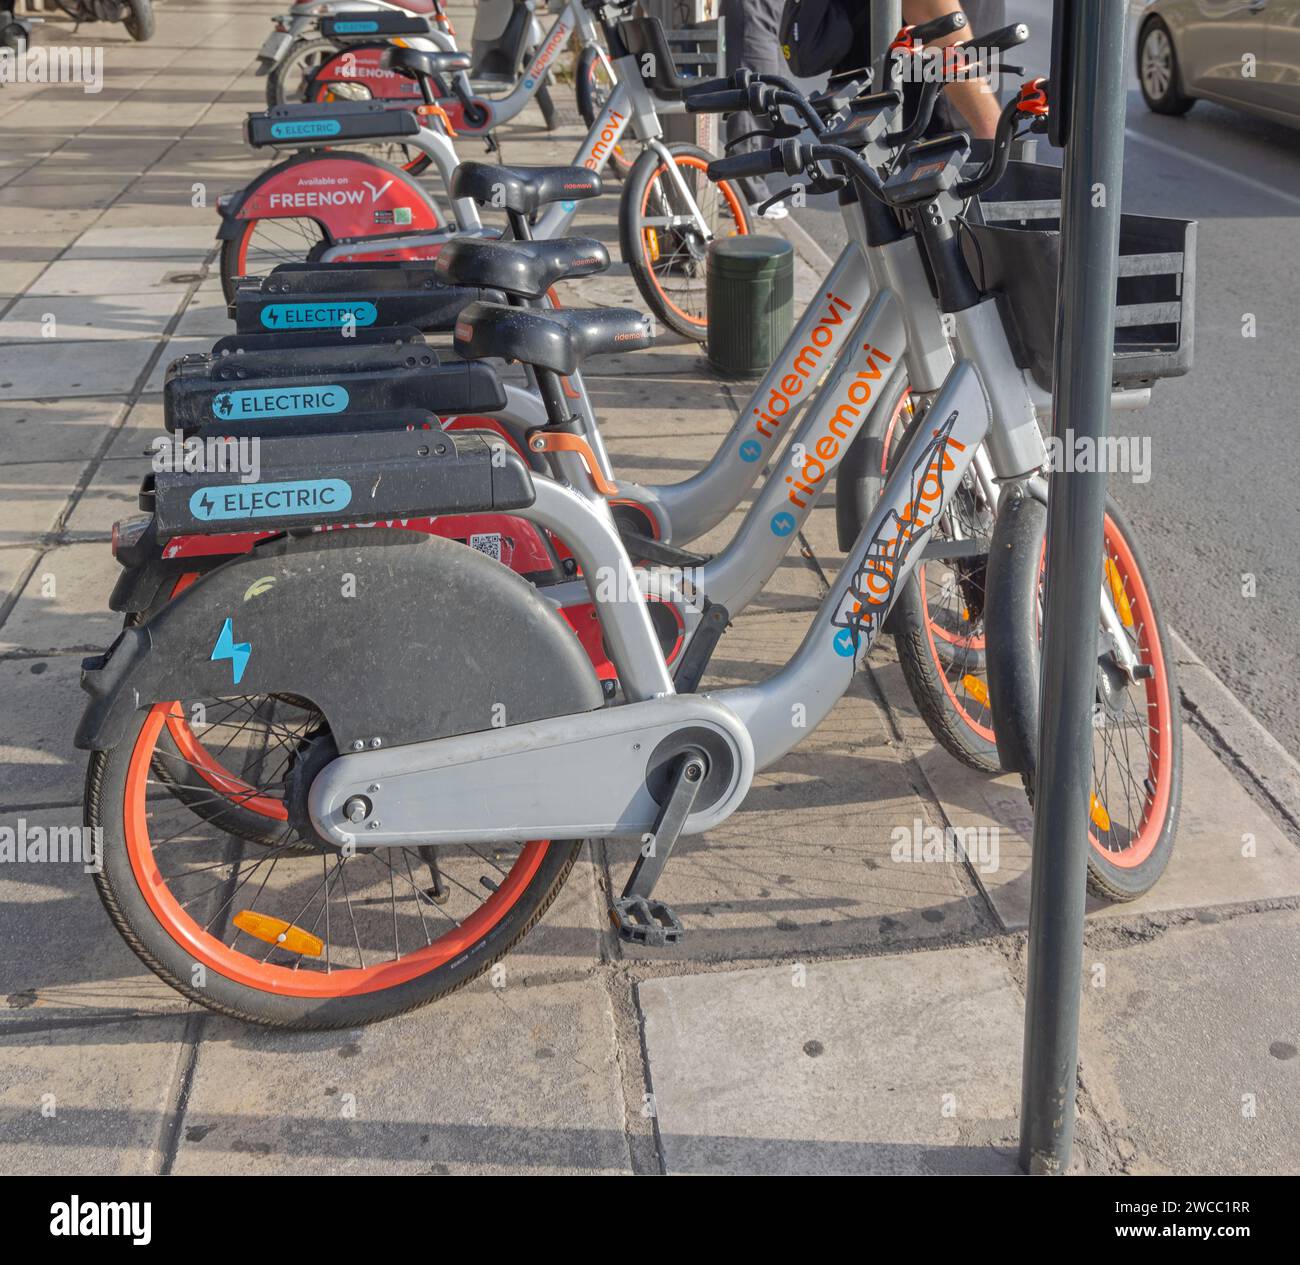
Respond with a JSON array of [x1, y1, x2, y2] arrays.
[[619, 142, 750, 341], [984, 490, 1182, 899]]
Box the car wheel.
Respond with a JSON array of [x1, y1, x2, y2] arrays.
[[1138, 17, 1194, 116]]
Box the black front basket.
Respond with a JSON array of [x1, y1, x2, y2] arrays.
[[962, 161, 1196, 392]]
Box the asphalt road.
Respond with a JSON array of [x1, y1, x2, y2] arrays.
[[788, 0, 1300, 760]]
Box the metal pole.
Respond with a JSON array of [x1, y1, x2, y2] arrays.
[[870, 0, 902, 68], [1017, 0, 1128, 1175]]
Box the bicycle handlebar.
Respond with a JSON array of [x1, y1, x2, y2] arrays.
[[953, 90, 1033, 199], [684, 87, 748, 114], [705, 146, 785, 182], [894, 11, 967, 49], [967, 22, 1031, 55]]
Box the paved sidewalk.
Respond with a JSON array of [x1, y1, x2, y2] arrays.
[[0, 0, 1297, 1175]]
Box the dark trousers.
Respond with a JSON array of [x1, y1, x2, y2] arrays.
[[721, 0, 786, 202]]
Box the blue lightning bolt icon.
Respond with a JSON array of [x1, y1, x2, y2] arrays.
[[210, 617, 251, 685]]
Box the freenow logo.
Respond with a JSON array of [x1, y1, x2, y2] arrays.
[[750, 291, 855, 443], [259, 302, 378, 330], [212, 386, 350, 419], [786, 340, 894, 509], [190, 479, 353, 523], [270, 119, 342, 140], [50, 1197, 151, 1246], [265, 180, 395, 210]]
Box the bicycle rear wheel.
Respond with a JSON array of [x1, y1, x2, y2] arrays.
[[88, 696, 582, 1028], [220, 216, 329, 303]]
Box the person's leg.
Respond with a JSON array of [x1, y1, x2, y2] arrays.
[[722, 0, 786, 203]]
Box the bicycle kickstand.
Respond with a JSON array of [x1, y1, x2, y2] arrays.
[[608, 750, 707, 948]]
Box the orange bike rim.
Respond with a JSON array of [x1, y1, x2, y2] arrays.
[[125, 702, 550, 996]]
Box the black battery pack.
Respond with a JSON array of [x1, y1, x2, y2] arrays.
[[163, 343, 507, 435], [153, 429, 534, 536], [246, 100, 421, 149]]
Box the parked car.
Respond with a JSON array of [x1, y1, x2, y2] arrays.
[[1137, 0, 1300, 127]]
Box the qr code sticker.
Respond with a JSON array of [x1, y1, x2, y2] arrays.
[[468, 532, 503, 562]]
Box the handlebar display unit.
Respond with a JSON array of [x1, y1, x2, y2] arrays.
[[882, 134, 971, 206]]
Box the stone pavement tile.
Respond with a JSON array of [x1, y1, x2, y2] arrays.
[[0, 1015, 187, 1176], [15, 146, 177, 184], [638, 945, 1023, 1174], [0, 291, 188, 342], [26, 258, 206, 298], [876, 647, 1300, 927], [78, 202, 214, 231], [63, 460, 144, 540], [0, 261, 49, 294], [0, 656, 92, 807], [67, 226, 217, 263], [0, 543, 121, 655], [0, 207, 101, 237], [0, 340, 156, 399], [0, 805, 188, 1020], [92, 100, 215, 131], [171, 974, 629, 1175], [610, 610, 992, 963], [0, 182, 124, 214], [0, 398, 126, 467], [0, 546, 38, 607], [0, 461, 88, 544], [0, 231, 73, 262], [1079, 906, 1300, 1175]]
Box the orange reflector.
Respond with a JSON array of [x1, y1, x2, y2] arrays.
[[1089, 794, 1112, 833], [233, 910, 323, 958], [1105, 558, 1134, 628], [961, 674, 990, 708], [645, 228, 660, 263], [415, 102, 457, 135]]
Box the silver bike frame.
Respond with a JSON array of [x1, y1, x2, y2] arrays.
[[307, 359, 992, 846]]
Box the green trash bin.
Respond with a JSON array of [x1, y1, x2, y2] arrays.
[[706, 235, 794, 377]]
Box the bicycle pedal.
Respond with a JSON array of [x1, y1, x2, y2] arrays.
[[610, 896, 685, 948]]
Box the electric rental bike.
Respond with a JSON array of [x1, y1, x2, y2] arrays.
[[131, 14, 1183, 875]]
